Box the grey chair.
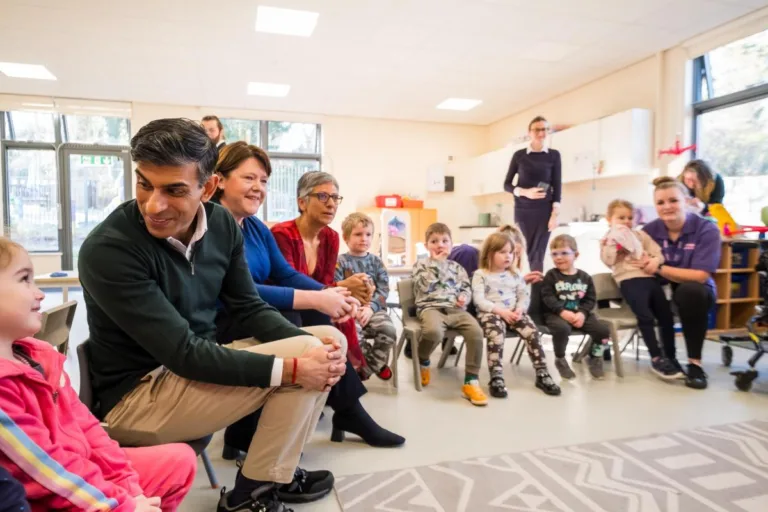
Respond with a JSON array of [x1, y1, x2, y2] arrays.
[[34, 300, 78, 355], [587, 272, 641, 377], [394, 279, 461, 391], [76, 340, 220, 489]]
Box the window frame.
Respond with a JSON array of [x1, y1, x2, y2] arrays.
[[258, 121, 322, 222], [1, 110, 132, 268]]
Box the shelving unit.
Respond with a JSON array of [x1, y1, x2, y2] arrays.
[[709, 240, 764, 335]]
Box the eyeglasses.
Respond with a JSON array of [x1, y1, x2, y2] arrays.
[[532, 127, 549, 133], [551, 250, 574, 257], [307, 192, 343, 204]]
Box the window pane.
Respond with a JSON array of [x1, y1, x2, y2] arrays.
[[6, 149, 59, 251], [696, 97, 768, 225], [68, 154, 126, 266], [221, 118, 260, 145], [64, 115, 130, 145], [8, 111, 55, 142], [267, 159, 320, 222], [704, 29, 768, 99], [267, 122, 319, 154]]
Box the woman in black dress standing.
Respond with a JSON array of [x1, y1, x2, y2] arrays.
[[503, 116, 562, 271]]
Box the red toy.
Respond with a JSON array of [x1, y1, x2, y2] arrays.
[[658, 135, 696, 158], [723, 224, 768, 237]]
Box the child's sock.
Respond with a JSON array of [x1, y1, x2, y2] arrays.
[[464, 373, 479, 384], [590, 341, 607, 358]]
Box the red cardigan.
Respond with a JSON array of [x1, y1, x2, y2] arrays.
[[271, 220, 368, 374]]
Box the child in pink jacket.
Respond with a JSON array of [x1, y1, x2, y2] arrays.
[[0, 237, 197, 512]]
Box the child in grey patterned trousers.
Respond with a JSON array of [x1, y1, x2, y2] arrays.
[[336, 213, 396, 380], [472, 232, 561, 398]]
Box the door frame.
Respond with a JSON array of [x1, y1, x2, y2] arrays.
[[59, 144, 132, 269]]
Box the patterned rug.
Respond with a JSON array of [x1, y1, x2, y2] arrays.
[[335, 420, 768, 511]]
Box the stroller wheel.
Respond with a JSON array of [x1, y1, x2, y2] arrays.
[[722, 345, 733, 367], [731, 369, 758, 392]]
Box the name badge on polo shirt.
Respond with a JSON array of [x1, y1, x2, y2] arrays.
[[662, 239, 694, 266]]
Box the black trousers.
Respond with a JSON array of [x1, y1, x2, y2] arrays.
[[620, 278, 676, 360], [672, 282, 715, 361], [223, 309, 367, 452], [515, 206, 551, 272], [544, 312, 610, 359]]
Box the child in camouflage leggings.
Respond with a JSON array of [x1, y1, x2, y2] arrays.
[[336, 213, 396, 380], [471, 232, 561, 397]]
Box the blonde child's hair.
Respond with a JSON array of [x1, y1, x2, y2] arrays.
[[550, 234, 578, 252], [498, 223, 527, 272], [425, 222, 451, 241], [606, 199, 634, 219], [0, 237, 23, 271], [479, 232, 515, 271], [341, 212, 374, 239]]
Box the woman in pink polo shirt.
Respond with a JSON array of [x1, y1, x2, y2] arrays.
[[641, 177, 721, 390]]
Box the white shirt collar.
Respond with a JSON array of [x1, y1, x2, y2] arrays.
[[526, 143, 549, 154], [166, 203, 208, 261]]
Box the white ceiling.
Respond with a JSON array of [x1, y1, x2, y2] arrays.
[[0, 0, 766, 125]]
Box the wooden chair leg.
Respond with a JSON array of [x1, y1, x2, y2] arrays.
[[635, 330, 641, 361], [200, 449, 219, 489]]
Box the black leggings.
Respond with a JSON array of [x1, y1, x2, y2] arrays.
[[543, 312, 610, 358], [620, 278, 676, 360], [223, 309, 367, 452], [672, 281, 715, 361]]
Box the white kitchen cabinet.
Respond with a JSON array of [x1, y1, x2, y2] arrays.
[[551, 120, 600, 184], [598, 108, 652, 179]]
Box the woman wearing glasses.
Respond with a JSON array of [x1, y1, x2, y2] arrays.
[[271, 172, 373, 374], [213, 144, 405, 459], [503, 116, 562, 272]]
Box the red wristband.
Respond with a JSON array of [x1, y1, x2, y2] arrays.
[[292, 358, 298, 385]]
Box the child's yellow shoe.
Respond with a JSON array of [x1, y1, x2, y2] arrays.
[[420, 366, 431, 387], [462, 380, 488, 406]]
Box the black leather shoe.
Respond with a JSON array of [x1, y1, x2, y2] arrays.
[[685, 363, 708, 390]]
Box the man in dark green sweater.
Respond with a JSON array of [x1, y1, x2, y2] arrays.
[[79, 118, 346, 512]]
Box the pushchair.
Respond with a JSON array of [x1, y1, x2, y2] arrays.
[[719, 249, 768, 391]]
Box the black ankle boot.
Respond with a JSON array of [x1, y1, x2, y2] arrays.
[[331, 401, 405, 448]]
